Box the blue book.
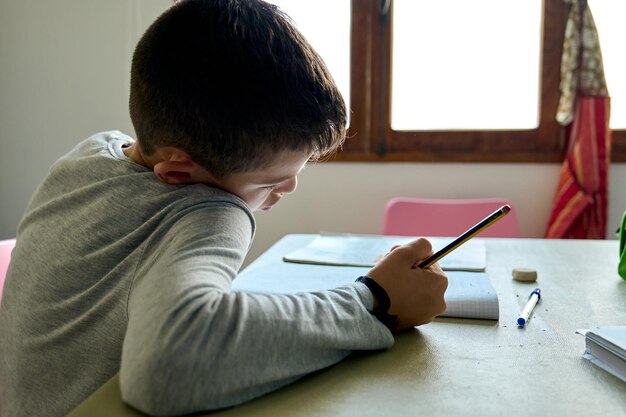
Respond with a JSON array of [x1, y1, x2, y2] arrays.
[[282, 233, 487, 272]]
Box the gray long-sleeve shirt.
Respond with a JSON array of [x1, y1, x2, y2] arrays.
[[0, 131, 393, 417]]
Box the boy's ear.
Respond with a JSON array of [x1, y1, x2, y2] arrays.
[[153, 159, 196, 184], [151, 147, 218, 185]]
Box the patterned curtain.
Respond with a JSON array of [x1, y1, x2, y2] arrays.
[[545, 0, 611, 239]]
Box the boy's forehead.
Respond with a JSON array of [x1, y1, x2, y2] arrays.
[[253, 150, 311, 181]]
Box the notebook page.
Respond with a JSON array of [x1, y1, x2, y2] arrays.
[[232, 262, 499, 320]]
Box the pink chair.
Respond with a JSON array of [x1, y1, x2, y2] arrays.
[[382, 198, 520, 238], [0, 239, 16, 303]]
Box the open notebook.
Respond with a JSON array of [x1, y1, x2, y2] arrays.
[[282, 233, 487, 272], [232, 260, 499, 321]]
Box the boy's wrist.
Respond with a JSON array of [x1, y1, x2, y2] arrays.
[[355, 276, 398, 331]]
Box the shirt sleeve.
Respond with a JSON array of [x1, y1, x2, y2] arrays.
[[119, 203, 394, 416]]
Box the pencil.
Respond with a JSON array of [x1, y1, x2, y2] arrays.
[[416, 204, 511, 269]]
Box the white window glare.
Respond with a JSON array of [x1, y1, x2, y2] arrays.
[[265, 0, 351, 117], [391, 0, 542, 131]]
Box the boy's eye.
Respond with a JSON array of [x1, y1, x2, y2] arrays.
[[263, 185, 277, 190]]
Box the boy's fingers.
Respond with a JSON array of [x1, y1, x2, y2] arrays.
[[385, 238, 433, 266], [382, 244, 401, 258], [426, 262, 444, 273]]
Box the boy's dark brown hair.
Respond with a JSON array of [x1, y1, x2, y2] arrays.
[[129, 0, 346, 178]]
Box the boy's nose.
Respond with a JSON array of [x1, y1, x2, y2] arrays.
[[275, 177, 297, 194]]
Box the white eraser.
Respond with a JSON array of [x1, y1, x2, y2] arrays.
[[512, 268, 538, 282]]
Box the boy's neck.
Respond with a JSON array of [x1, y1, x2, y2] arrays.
[[123, 143, 151, 168]]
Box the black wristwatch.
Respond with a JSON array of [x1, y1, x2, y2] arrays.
[[355, 276, 398, 331]]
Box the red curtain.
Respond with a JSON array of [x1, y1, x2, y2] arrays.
[[545, 0, 611, 239]]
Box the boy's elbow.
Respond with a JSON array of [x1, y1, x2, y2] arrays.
[[120, 353, 180, 416], [119, 349, 236, 416], [120, 351, 201, 416]]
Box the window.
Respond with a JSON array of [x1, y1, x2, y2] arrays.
[[273, 0, 625, 162], [391, 0, 542, 131], [266, 0, 351, 112]]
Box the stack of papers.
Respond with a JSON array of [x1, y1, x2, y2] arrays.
[[234, 232, 500, 321], [580, 326, 626, 382]]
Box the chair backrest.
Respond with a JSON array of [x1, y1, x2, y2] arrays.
[[0, 239, 17, 303], [382, 198, 520, 238]]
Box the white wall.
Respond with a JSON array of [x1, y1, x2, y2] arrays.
[[0, 0, 163, 236], [1, 1, 624, 266], [247, 162, 625, 264]]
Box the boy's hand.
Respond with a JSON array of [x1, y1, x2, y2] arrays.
[[366, 238, 448, 331]]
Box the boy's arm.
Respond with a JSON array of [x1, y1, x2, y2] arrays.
[[120, 205, 393, 416]]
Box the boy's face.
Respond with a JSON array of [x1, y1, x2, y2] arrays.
[[207, 149, 311, 212]]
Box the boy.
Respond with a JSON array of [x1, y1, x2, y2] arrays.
[[0, 1, 447, 416]]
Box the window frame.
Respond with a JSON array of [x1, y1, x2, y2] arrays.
[[335, 0, 626, 162]]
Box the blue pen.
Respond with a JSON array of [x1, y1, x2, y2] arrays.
[[517, 288, 541, 327]]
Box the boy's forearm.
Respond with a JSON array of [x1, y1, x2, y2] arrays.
[[120, 285, 393, 416]]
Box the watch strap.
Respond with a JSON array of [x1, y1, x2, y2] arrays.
[[355, 276, 398, 331]]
